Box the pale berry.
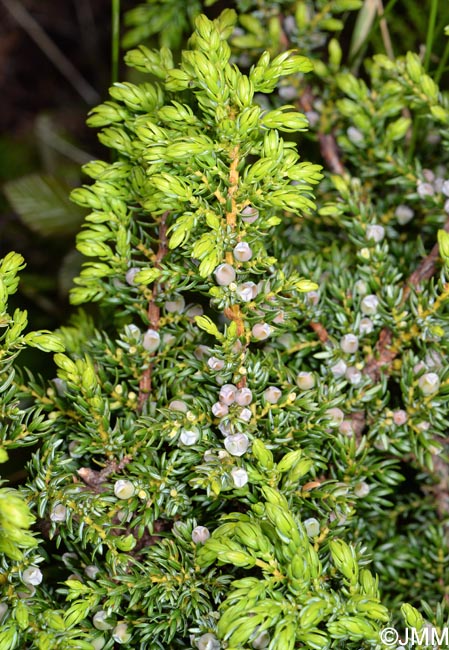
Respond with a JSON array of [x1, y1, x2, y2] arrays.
[[224, 433, 249, 456], [240, 205, 259, 223], [252, 322, 271, 341], [214, 263, 236, 286], [296, 372, 315, 390], [231, 467, 248, 488], [366, 225, 385, 243], [219, 384, 237, 405], [264, 386, 282, 404], [361, 295, 379, 315], [211, 402, 229, 418], [142, 329, 160, 352], [235, 387, 252, 406], [191, 526, 210, 544], [340, 334, 359, 353], [233, 242, 253, 262]]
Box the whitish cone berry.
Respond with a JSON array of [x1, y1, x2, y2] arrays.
[[50, 504, 67, 522], [238, 407, 252, 422], [112, 622, 131, 644], [240, 205, 259, 223], [218, 421, 233, 437], [197, 633, 221, 650], [125, 267, 139, 285], [142, 329, 160, 352], [366, 225, 385, 242], [354, 280, 368, 295], [219, 384, 237, 405], [264, 386, 282, 404], [417, 181, 434, 197], [231, 467, 248, 488], [211, 402, 229, 417], [252, 629, 270, 649], [22, 567, 43, 586], [339, 420, 354, 436], [191, 526, 210, 543], [207, 356, 225, 371], [214, 263, 236, 286], [169, 400, 188, 412], [233, 242, 253, 262], [418, 372, 440, 395], [395, 204, 414, 224], [236, 281, 258, 301], [296, 372, 315, 390], [345, 367, 362, 385], [361, 295, 379, 315], [326, 407, 344, 426], [393, 409, 407, 425], [340, 334, 359, 353], [304, 518, 320, 537], [93, 611, 113, 631], [354, 481, 370, 497], [114, 480, 136, 500], [180, 429, 200, 445], [347, 126, 364, 144], [252, 322, 271, 340], [85, 565, 100, 579], [359, 318, 374, 334], [224, 433, 249, 456], [330, 360, 347, 378], [235, 387, 253, 406]]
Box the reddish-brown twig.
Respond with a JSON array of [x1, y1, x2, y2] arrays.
[[297, 87, 345, 176], [309, 320, 330, 344], [318, 133, 345, 176], [138, 212, 169, 411], [402, 218, 449, 303], [364, 217, 449, 382], [77, 455, 132, 491]]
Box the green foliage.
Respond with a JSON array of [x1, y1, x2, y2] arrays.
[[2, 2, 449, 649], [122, 0, 203, 49]]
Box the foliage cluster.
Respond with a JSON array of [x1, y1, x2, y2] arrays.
[[2, 1, 449, 649]]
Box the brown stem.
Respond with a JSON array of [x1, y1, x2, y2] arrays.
[[297, 87, 345, 176], [363, 327, 396, 382], [77, 455, 132, 491], [226, 146, 240, 229], [309, 320, 330, 344], [401, 218, 449, 303], [318, 133, 345, 176], [138, 212, 169, 411], [364, 217, 449, 382], [224, 304, 245, 337]]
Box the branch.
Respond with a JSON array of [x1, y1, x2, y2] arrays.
[[318, 133, 346, 176], [77, 456, 132, 491], [297, 87, 345, 176], [309, 320, 330, 344], [226, 145, 240, 230], [401, 217, 449, 303], [138, 212, 169, 411], [364, 217, 449, 382]]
